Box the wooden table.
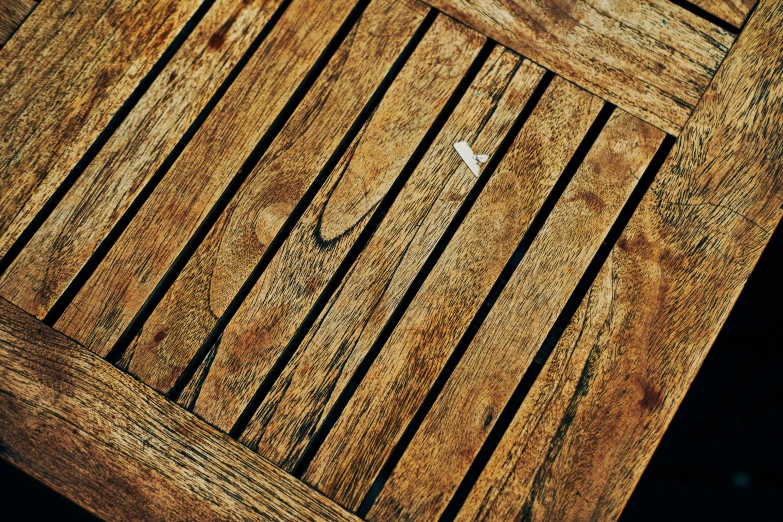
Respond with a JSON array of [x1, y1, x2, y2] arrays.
[[1, 0, 780, 519]]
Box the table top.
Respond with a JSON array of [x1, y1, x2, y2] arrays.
[[1, 0, 781, 520]]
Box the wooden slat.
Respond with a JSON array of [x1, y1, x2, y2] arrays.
[[190, 14, 486, 432], [419, 0, 733, 135], [303, 77, 604, 510], [0, 298, 359, 522], [0, 0, 34, 46], [369, 111, 665, 521], [239, 49, 546, 471], [690, 0, 756, 27], [0, 0, 286, 318], [121, 0, 429, 392], [54, 0, 363, 354], [457, 0, 783, 519], [0, 0, 204, 259]]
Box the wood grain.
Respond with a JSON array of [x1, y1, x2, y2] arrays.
[[0, 0, 286, 318], [0, 297, 360, 522], [419, 0, 733, 135], [690, 0, 756, 27], [239, 49, 546, 470], [369, 111, 665, 521], [55, 0, 362, 355], [458, 0, 783, 519], [303, 77, 604, 510], [122, 0, 429, 393], [0, 0, 203, 260], [192, 14, 486, 432], [0, 0, 34, 46]]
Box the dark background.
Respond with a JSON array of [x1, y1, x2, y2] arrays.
[[1, 226, 781, 520]]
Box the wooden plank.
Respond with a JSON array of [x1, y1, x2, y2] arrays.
[[457, 0, 783, 519], [54, 0, 363, 355], [0, 0, 204, 259], [190, 14, 486, 433], [0, 0, 35, 46], [121, 0, 430, 392], [690, 0, 756, 27], [0, 298, 360, 522], [369, 111, 665, 521], [0, 0, 287, 318], [303, 77, 604, 510], [239, 49, 546, 471], [419, 0, 734, 135]]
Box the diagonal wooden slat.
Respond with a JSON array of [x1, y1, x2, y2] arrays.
[[457, 0, 783, 519], [0, 0, 35, 46], [690, 0, 757, 27], [0, 297, 360, 522]]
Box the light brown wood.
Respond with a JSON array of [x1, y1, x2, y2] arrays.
[[690, 0, 756, 27], [458, 0, 783, 519], [0, 297, 360, 522], [0, 0, 286, 318], [369, 110, 665, 521], [419, 0, 734, 135], [191, 14, 486, 432], [0, 0, 34, 45], [0, 0, 203, 259], [122, 0, 429, 393], [303, 77, 604, 510], [239, 49, 546, 471], [55, 0, 362, 355]]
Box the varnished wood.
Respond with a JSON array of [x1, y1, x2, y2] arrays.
[[0, 297, 359, 522], [0, 0, 286, 318], [369, 111, 665, 521], [55, 0, 363, 355], [458, 0, 783, 519], [0, 0, 204, 259], [303, 77, 604, 510], [122, 0, 429, 393], [191, 14, 485, 432], [690, 0, 756, 27], [419, 0, 734, 135], [239, 49, 546, 471], [0, 0, 34, 45]]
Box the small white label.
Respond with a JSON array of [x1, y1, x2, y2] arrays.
[[454, 141, 489, 177]]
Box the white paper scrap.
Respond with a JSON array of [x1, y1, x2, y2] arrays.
[[454, 141, 489, 177]]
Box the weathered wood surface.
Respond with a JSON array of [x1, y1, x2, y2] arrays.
[[691, 0, 756, 27], [303, 77, 604, 509], [55, 0, 362, 355], [0, 298, 360, 522], [419, 0, 734, 135], [0, 0, 204, 260], [369, 111, 665, 521], [239, 49, 546, 471], [458, 0, 783, 519], [122, 0, 429, 393], [0, 0, 34, 45], [0, 0, 286, 319], [191, 15, 485, 433]]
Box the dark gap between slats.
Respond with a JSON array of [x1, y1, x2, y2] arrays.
[[1, 0, 41, 48], [229, 36, 496, 440], [291, 69, 557, 481], [98, 0, 371, 362], [355, 101, 616, 518], [439, 134, 677, 522], [667, 0, 740, 33], [166, 7, 437, 404], [0, 0, 219, 279]]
